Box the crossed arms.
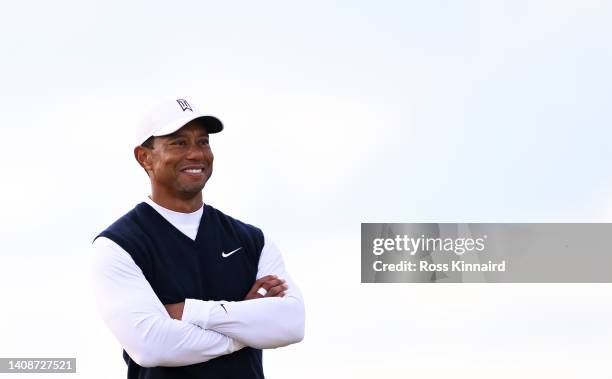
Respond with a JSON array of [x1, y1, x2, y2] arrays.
[[91, 235, 305, 368]]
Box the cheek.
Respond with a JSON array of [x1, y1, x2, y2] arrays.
[[152, 157, 176, 178]]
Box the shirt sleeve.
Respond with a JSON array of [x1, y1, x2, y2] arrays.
[[91, 237, 245, 368], [181, 234, 305, 349]]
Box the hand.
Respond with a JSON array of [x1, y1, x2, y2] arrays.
[[164, 302, 185, 320], [244, 275, 288, 300]]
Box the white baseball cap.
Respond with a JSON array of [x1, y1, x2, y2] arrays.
[[135, 97, 223, 146]]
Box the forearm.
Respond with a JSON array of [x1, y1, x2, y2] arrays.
[[103, 309, 242, 367], [92, 237, 244, 367], [182, 284, 305, 349]]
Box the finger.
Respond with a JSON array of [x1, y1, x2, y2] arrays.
[[255, 275, 276, 286], [256, 287, 268, 297], [250, 277, 276, 296], [259, 278, 285, 290], [265, 283, 289, 297]]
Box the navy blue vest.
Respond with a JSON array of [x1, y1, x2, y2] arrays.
[[96, 202, 265, 379]]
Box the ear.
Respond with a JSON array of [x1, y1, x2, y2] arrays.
[[134, 146, 153, 172]]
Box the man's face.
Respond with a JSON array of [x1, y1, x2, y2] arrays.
[[143, 120, 213, 198]]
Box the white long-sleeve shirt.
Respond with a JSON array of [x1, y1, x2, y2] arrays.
[[91, 197, 305, 368]]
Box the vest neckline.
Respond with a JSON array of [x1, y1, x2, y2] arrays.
[[137, 201, 210, 244]]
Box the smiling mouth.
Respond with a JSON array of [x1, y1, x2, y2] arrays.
[[182, 168, 203, 174]]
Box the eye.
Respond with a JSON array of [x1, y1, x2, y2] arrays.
[[199, 138, 210, 146], [171, 139, 187, 146]]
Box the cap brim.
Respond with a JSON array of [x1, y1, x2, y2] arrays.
[[195, 115, 223, 133], [152, 114, 223, 138]]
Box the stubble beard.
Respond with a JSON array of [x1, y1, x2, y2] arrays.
[[176, 169, 212, 198]]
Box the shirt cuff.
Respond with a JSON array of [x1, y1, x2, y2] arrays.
[[182, 298, 215, 329]]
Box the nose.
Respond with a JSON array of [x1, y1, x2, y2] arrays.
[[185, 141, 207, 161]]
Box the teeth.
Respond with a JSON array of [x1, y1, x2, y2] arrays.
[[184, 168, 202, 173]]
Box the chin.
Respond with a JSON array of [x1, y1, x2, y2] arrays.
[[181, 185, 206, 195], [179, 181, 207, 195]]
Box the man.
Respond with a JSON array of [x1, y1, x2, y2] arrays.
[[91, 98, 305, 379]]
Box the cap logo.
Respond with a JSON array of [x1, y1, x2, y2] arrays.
[[176, 99, 193, 112]]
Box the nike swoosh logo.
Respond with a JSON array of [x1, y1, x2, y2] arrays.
[[221, 247, 242, 258]]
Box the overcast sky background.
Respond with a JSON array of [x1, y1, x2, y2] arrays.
[[1, 1, 611, 378]]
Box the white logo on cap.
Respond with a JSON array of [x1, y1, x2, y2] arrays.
[[176, 99, 193, 112]]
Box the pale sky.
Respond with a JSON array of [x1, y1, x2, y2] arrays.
[[1, 1, 611, 378]]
